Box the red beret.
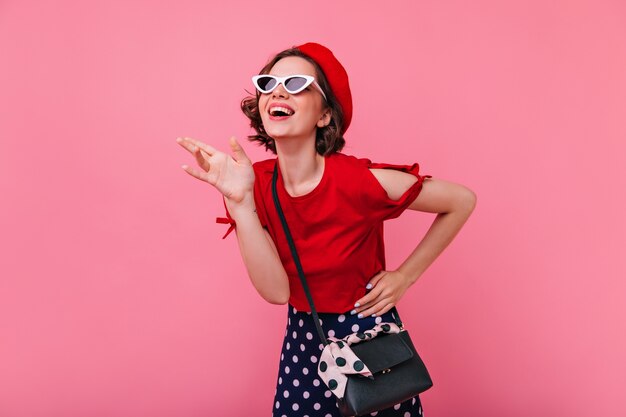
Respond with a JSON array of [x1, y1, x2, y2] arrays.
[[296, 42, 353, 134]]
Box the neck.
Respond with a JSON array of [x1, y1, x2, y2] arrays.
[[274, 135, 325, 194]]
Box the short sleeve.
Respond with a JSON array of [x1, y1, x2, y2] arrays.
[[252, 176, 270, 229], [215, 197, 236, 239], [361, 160, 432, 221]]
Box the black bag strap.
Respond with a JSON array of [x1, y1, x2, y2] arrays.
[[271, 162, 404, 347], [271, 163, 328, 345]]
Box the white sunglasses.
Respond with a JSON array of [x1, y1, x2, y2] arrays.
[[252, 74, 327, 101]]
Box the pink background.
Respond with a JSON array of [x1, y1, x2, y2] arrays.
[[1, 1, 624, 416]]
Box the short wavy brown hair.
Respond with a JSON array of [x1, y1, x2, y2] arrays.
[[241, 48, 345, 156]]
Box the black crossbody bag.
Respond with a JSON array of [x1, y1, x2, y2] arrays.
[[271, 163, 433, 416]]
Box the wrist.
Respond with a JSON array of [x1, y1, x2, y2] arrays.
[[224, 192, 256, 220], [397, 267, 418, 285]]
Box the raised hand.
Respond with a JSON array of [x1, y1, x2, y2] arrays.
[[176, 136, 255, 205]]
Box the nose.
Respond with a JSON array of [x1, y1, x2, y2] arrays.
[[271, 81, 289, 98]]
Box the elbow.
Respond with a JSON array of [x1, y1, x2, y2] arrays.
[[251, 270, 290, 305], [264, 288, 290, 305], [456, 187, 477, 215], [466, 189, 478, 213], [266, 294, 290, 305], [268, 298, 289, 306]]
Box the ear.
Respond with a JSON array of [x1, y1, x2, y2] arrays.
[[317, 108, 332, 128]]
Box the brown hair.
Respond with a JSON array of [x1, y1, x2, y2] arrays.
[[240, 48, 345, 156]]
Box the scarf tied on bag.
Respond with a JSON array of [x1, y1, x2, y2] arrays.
[[317, 322, 402, 399]]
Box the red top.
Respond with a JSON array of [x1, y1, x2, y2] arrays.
[[216, 152, 430, 313]]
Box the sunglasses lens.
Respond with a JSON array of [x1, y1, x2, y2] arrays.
[[255, 76, 277, 92], [284, 76, 309, 93]]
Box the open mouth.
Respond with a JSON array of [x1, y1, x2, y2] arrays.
[[269, 106, 294, 118]]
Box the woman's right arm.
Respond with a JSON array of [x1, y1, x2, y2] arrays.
[[225, 195, 290, 305], [177, 136, 290, 305]]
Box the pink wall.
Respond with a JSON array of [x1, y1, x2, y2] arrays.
[[1, 1, 624, 416]]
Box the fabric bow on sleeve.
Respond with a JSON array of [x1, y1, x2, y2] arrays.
[[215, 197, 236, 239]]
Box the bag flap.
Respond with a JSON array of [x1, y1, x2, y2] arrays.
[[349, 332, 414, 374]]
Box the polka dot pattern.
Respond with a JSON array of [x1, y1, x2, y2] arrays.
[[272, 304, 423, 417], [318, 322, 403, 398], [328, 379, 338, 390]]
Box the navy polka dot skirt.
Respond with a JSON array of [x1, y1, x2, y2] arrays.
[[272, 304, 423, 417]]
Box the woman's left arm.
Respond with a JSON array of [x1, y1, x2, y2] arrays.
[[353, 170, 477, 318]]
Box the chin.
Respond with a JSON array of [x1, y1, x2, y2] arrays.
[[263, 121, 313, 142], [265, 125, 293, 140]]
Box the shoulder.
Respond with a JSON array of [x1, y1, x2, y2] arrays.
[[327, 152, 373, 172], [356, 156, 428, 201], [252, 157, 277, 173], [252, 158, 278, 186], [330, 152, 418, 174], [368, 168, 420, 201], [328, 152, 395, 190], [249, 158, 277, 201]]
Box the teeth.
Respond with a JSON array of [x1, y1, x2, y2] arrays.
[[270, 106, 294, 116]]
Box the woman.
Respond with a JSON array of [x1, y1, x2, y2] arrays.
[[177, 42, 476, 417]]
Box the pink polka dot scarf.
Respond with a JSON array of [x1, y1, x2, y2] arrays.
[[317, 322, 402, 399]]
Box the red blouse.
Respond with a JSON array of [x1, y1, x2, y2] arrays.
[[216, 152, 430, 313]]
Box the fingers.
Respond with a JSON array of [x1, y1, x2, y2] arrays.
[[176, 137, 218, 157], [352, 270, 405, 318], [229, 136, 250, 164], [177, 140, 209, 172], [194, 147, 211, 171], [177, 136, 225, 173], [353, 284, 383, 312], [176, 137, 196, 154], [353, 271, 386, 309], [359, 301, 396, 319], [187, 137, 218, 156], [366, 271, 386, 289], [181, 163, 211, 184]]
